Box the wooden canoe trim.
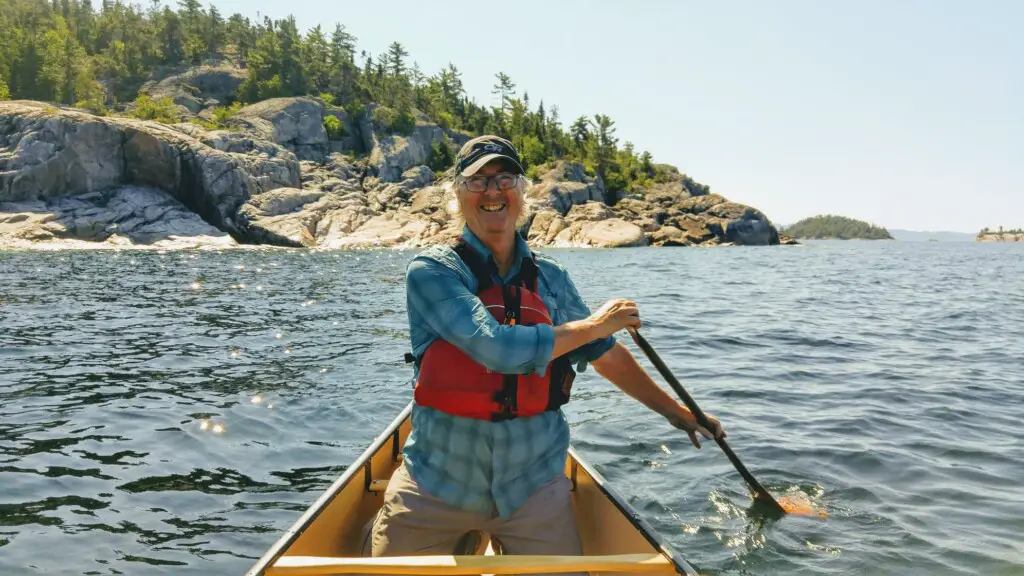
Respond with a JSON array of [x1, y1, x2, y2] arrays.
[[268, 553, 676, 575]]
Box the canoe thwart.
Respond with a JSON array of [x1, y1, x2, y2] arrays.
[[269, 553, 675, 575]]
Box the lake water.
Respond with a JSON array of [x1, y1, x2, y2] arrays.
[[1, 240, 1022, 575]]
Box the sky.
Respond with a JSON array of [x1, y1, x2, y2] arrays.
[[209, 0, 1021, 232]]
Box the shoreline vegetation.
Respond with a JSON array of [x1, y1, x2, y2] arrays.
[[976, 227, 1024, 242], [1, 0, 666, 192], [781, 215, 893, 240], [2, 0, 782, 249]]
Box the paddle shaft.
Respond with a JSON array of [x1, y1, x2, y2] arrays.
[[628, 328, 785, 514]]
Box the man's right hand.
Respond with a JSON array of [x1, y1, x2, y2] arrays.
[[588, 299, 641, 338], [551, 299, 641, 359]]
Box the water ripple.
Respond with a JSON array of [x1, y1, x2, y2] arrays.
[[1, 242, 1023, 575]]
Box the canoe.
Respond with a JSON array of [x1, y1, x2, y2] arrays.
[[246, 402, 699, 575]]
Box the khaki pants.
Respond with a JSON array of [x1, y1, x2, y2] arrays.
[[362, 463, 583, 575]]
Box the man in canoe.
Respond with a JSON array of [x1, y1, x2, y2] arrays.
[[367, 135, 725, 561]]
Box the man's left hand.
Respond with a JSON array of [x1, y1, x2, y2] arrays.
[[666, 407, 726, 449]]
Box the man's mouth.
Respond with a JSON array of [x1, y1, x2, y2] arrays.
[[480, 203, 506, 212]]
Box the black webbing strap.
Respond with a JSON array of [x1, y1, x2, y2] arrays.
[[452, 239, 494, 291]]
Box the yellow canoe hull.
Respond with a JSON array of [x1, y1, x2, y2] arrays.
[[246, 403, 697, 575]]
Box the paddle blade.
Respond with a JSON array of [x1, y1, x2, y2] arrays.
[[776, 494, 828, 518]]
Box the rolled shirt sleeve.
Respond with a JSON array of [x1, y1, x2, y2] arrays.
[[556, 269, 616, 371], [406, 256, 555, 376]]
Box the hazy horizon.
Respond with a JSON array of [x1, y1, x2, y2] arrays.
[[209, 0, 1021, 233]]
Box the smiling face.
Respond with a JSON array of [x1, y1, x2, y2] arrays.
[[457, 160, 524, 241]]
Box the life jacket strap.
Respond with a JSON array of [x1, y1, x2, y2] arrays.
[[452, 238, 539, 293], [452, 239, 495, 291], [437, 238, 550, 421]]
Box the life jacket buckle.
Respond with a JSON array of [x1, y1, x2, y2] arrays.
[[490, 411, 518, 422]]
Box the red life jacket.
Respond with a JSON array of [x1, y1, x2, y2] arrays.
[[410, 239, 575, 421]]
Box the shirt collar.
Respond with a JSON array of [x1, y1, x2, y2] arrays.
[[459, 224, 531, 282]]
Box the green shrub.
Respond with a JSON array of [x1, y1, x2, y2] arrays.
[[323, 114, 346, 139], [519, 135, 546, 168], [604, 170, 628, 194], [74, 98, 108, 116], [392, 108, 416, 134], [320, 92, 335, 106], [189, 117, 219, 130], [372, 106, 398, 130], [435, 111, 454, 130], [371, 105, 416, 134], [345, 101, 366, 120], [426, 138, 455, 173], [131, 94, 180, 124], [212, 101, 242, 126]]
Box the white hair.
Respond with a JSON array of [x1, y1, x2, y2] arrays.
[[445, 172, 533, 229]]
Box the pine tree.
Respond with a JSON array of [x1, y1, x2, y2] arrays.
[[570, 116, 590, 157], [491, 72, 515, 116], [40, 15, 93, 104], [591, 114, 618, 198], [409, 62, 424, 90], [303, 24, 329, 94], [176, 0, 204, 64], [386, 41, 408, 78], [640, 151, 654, 177], [329, 24, 356, 63], [74, 0, 96, 50], [177, 0, 201, 24], [276, 16, 306, 95], [159, 7, 185, 65], [206, 5, 225, 56], [226, 14, 252, 63], [237, 24, 281, 101], [384, 41, 409, 107]]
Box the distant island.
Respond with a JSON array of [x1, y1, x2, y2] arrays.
[[781, 215, 893, 240], [889, 229, 975, 242], [976, 227, 1024, 242]]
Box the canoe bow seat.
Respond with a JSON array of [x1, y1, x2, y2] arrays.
[[267, 552, 676, 575]]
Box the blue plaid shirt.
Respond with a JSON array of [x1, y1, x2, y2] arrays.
[[402, 226, 616, 519]]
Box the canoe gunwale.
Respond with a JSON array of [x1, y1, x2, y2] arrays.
[[567, 445, 699, 576], [244, 402, 414, 576]]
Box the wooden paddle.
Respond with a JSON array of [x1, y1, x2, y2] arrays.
[[626, 327, 789, 515]]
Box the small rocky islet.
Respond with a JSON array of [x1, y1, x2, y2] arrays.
[[975, 228, 1023, 242]]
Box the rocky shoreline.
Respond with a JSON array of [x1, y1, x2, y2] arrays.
[[1, 94, 787, 251], [976, 232, 1023, 243]]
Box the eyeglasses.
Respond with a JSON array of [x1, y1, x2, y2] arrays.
[[460, 173, 519, 193]]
